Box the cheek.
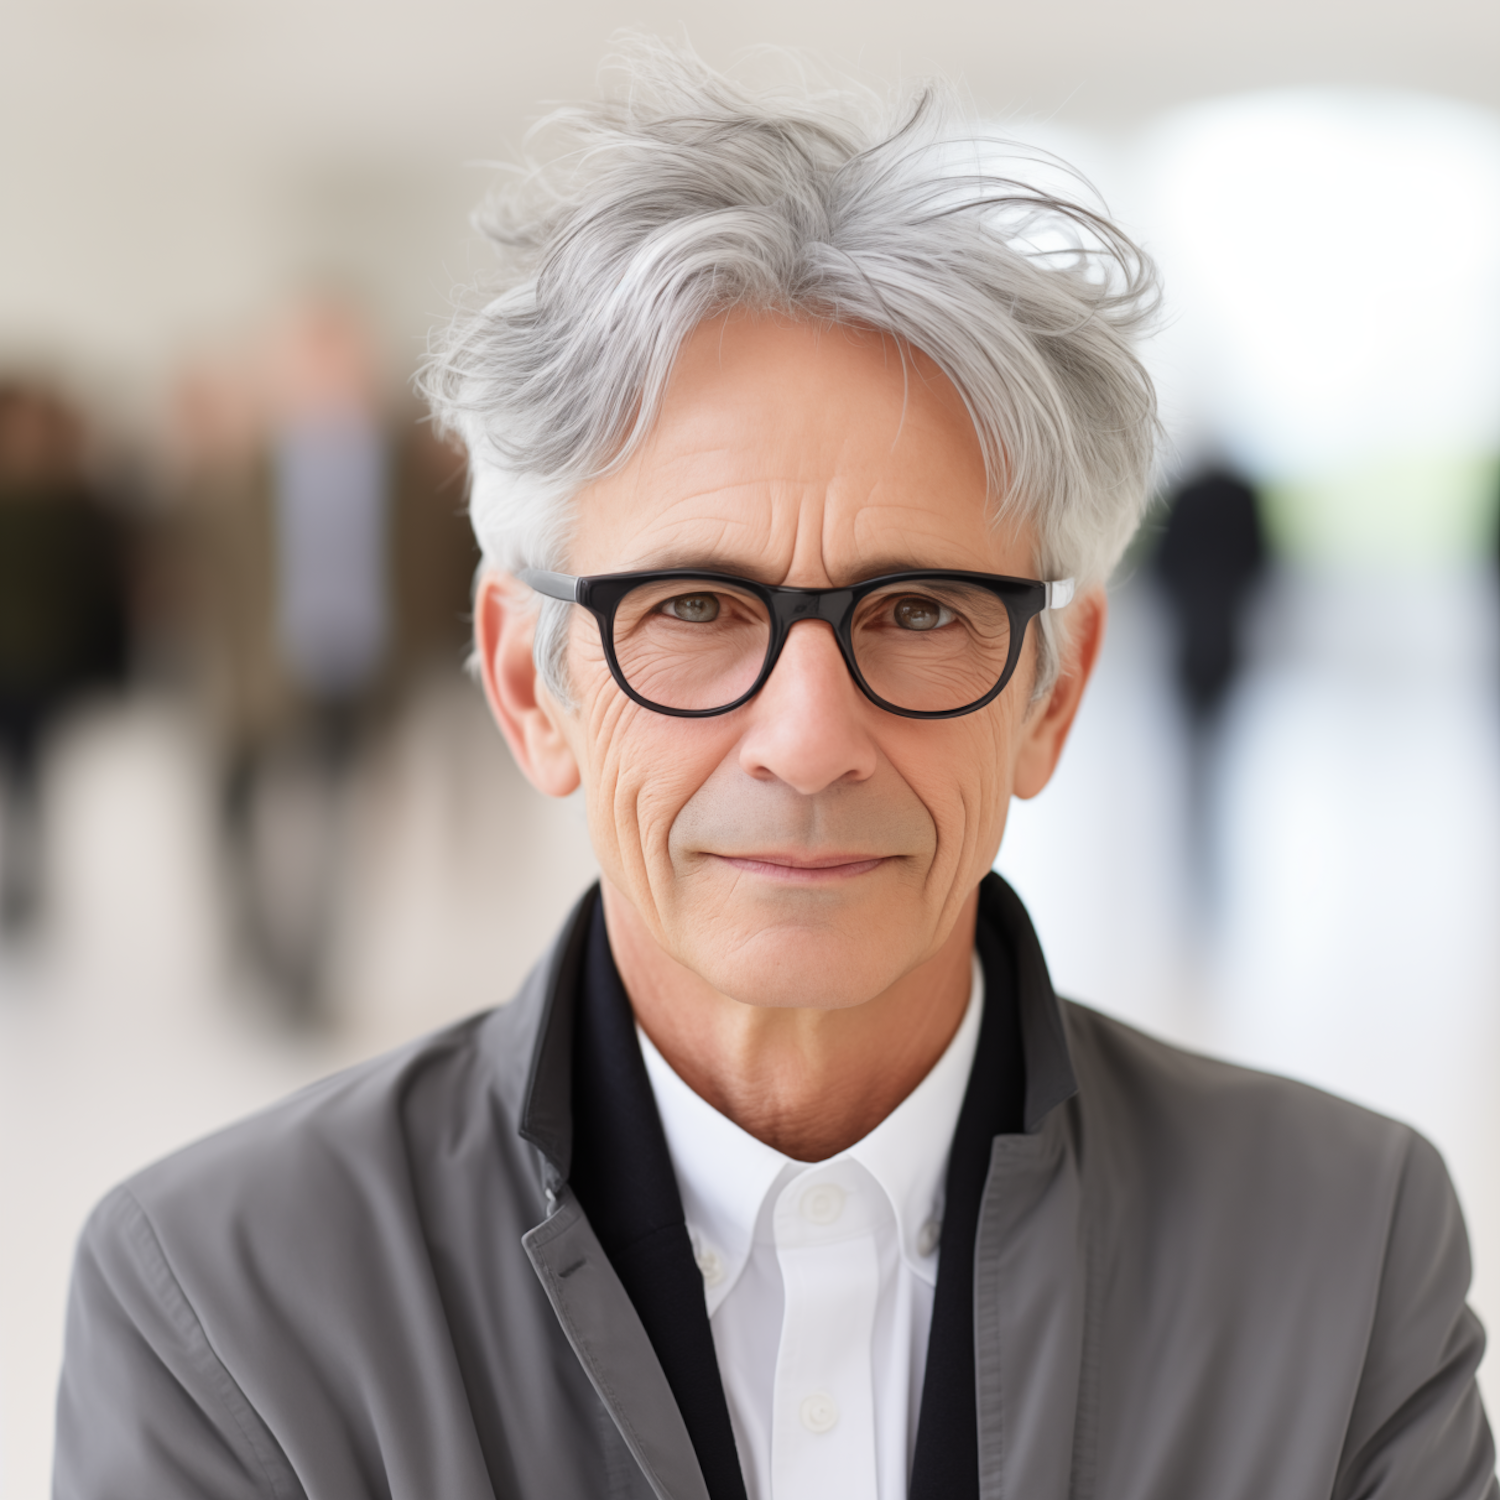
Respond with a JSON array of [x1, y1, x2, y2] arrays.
[[886, 711, 1017, 869], [569, 662, 736, 889]]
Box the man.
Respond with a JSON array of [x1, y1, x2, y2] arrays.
[[55, 49, 1496, 1500]]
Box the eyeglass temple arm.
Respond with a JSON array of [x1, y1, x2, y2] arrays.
[[516, 568, 582, 603], [1045, 579, 1075, 609]]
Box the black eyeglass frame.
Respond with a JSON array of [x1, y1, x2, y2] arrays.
[[517, 566, 1076, 720]]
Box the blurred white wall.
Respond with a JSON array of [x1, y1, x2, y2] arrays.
[[6, 0, 1500, 415]]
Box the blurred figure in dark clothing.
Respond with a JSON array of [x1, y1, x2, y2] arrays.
[[0, 383, 129, 935], [1153, 470, 1268, 722], [1152, 469, 1269, 904]]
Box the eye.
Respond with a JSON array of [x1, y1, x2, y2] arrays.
[[659, 592, 721, 623], [891, 595, 953, 632]]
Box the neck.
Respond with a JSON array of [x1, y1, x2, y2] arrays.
[[600, 880, 980, 1161]]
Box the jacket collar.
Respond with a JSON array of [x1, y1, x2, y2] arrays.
[[516, 884, 598, 1182], [518, 872, 1078, 1176], [976, 873, 1080, 1132]]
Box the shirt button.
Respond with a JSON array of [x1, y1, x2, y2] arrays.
[[918, 1218, 942, 1257], [694, 1245, 726, 1287], [800, 1393, 839, 1434], [800, 1183, 845, 1225]]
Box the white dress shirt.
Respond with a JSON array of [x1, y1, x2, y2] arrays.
[[637, 955, 983, 1500]]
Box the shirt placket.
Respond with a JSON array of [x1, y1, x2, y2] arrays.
[[769, 1161, 882, 1500]]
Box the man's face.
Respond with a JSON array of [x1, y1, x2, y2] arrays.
[[505, 313, 1085, 1010]]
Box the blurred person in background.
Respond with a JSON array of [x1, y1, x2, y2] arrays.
[[166, 299, 474, 1022], [1152, 469, 1268, 727], [53, 48, 1496, 1500], [0, 381, 128, 937], [248, 295, 392, 1019], [1150, 466, 1268, 891]]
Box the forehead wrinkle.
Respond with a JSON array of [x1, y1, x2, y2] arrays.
[[649, 475, 822, 522], [618, 477, 831, 574], [645, 385, 873, 486], [849, 495, 983, 551]]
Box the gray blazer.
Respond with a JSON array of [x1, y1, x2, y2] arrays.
[[55, 881, 1497, 1499]]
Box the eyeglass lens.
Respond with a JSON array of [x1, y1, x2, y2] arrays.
[[609, 577, 1014, 713]]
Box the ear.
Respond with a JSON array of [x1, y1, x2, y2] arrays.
[[1012, 587, 1107, 800], [474, 570, 581, 798]]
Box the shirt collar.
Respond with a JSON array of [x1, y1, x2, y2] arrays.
[[636, 1028, 785, 1311], [639, 953, 984, 1308], [846, 951, 984, 1279]]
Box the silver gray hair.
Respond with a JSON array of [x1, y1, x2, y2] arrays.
[[422, 42, 1160, 700]]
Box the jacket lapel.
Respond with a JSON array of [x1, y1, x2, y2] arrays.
[[524, 1193, 712, 1500], [972, 874, 1090, 1500], [973, 1114, 1088, 1500], [908, 900, 1026, 1499]]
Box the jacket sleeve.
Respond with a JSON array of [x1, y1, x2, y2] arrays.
[[1333, 1130, 1498, 1500], [53, 1186, 301, 1500]]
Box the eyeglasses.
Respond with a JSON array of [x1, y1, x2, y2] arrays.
[[518, 566, 1075, 720]]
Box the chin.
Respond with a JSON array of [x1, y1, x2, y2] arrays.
[[687, 916, 919, 1011]]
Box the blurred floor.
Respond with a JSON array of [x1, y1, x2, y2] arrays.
[[1, 580, 1497, 1496]]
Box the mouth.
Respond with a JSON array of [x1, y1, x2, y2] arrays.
[[708, 852, 891, 883]]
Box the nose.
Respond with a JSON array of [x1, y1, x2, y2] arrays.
[[737, 620, 879, 795]]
